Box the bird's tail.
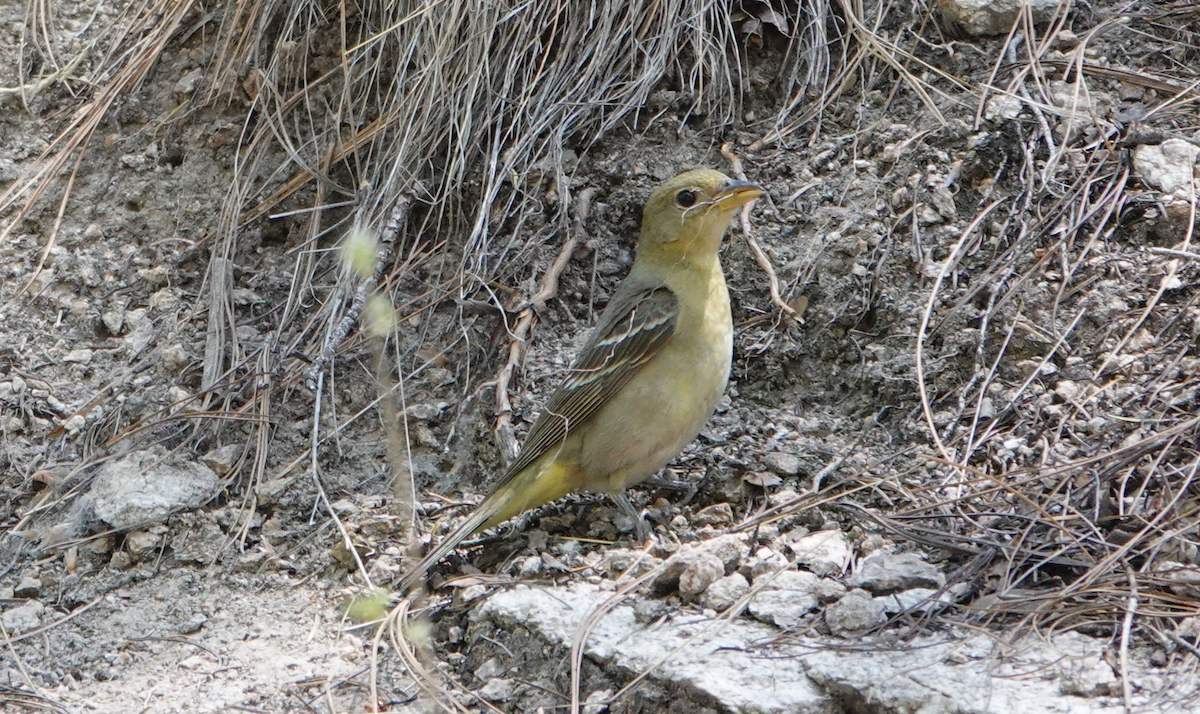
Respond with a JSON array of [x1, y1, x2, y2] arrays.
[[395, 457, 577, 594], [394, 496, 499, 595]]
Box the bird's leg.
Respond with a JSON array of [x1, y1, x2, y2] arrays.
[[612, 492, 653, 544]]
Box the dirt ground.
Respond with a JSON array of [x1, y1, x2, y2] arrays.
[[2, 1, 1200, 712]]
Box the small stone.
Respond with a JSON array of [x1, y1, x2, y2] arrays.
[[1053, 633, 1117, 696], [600, 548, 642, 576], [632, 598, 670, 624], [678, 552, 724, 596], [850, 552, 945, 594], [746, 547, 789, 580], [412, 424, 438, 448], [63, 349, 93, 364], [984, 94, 1022, 121], [174, 520, 229, 564], [110, 551, 134, 569], [763, 452, 802, 477], [161, 344, 189, 371], [200, 444, 242, 476], [582, 689, 613, 714], [179, 613, 208, 634], [1118, 82, 1145, 101], [167, 386, 192, 409], [878, 588, 952, 614], [459, 584, 488, 603], [786, 530, 850, 577], [101, 311, 124, 335], [747, 570, 820, 629], [825, 588, 887, 635], [743, 471, 782, 488], [137, 266, 170, 285], [173, 68, 204, 95], [938, 0, 1063, 36], [474, 657, 503, 682], [80, 535, 114, 556], [812, 578, 847, 604], [1, 601, 45, 634], [63, 415, 87, 435], [1054, 380, 1081, 401], [518, 556, 542, 578], [768, 489, 800, 508], [1133, 139, 1200, 193], [14, 576, 42, 598], [125, 531, 161, 558], [405, 403, 444, 421], [89, 447, 220, 529], [1052, 29, 1079, 50], [692, 502, 734, 527], [978, 397, 995, 419], [151, 287, 180, 310], [651, 535, 745, 594], [702, 573, 750, 611], [917, 205, 942, 225], [477, 678, 514, 702]]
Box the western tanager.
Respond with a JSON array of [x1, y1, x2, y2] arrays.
[[397, 169, 764, 593]]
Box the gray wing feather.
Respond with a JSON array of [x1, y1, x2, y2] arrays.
[[497, 282, 678, 483]]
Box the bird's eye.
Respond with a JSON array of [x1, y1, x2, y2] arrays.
[[675, 189, 697, 208]]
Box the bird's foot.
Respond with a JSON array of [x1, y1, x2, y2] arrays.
[[612, 492, 655, 545]]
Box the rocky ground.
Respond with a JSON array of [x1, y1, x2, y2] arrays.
[[2, 1, 1200, 712]]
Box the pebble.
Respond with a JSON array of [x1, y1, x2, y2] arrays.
[[850, 552, 945, 594], [763, 451, 802, 477], [14, 576, 42, 598], [1, 601, 46, 634], [825, 588, 886, 635], [702, 573, 749, 612]]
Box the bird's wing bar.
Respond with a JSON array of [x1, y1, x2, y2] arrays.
[[497, 284, 679, 482]]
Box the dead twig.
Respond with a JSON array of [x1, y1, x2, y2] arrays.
[[1120, 565, 1138, 712], [720, 144, 804, 324], [304, 193, 414, 391]]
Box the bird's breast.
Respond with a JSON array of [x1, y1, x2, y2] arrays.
[[575, 261, 732, 492]]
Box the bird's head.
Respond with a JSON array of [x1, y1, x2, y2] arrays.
[[638, 169, 765, 261]]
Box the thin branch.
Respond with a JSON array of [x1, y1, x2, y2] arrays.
[[720, 143, 803, 323]]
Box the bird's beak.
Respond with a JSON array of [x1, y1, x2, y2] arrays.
[[713, 179, 765, 210]]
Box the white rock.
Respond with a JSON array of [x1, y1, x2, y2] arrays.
[[88, 447, 220, 529], [786, 530, 850, 577], [938, 0, 1064, 36], [702, 573, 750, 612], [747, 570, 820, 628], [1134, 139, 1200, 193], [1, 601, 45, 634], [985, 94, 1022, 121]]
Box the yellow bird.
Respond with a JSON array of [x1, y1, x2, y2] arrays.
[[397, 169, 764, 593]]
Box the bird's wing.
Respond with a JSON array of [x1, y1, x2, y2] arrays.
[[500, 282, 679, 481]]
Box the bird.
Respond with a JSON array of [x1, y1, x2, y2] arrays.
[[396, 169, 764, 594]]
